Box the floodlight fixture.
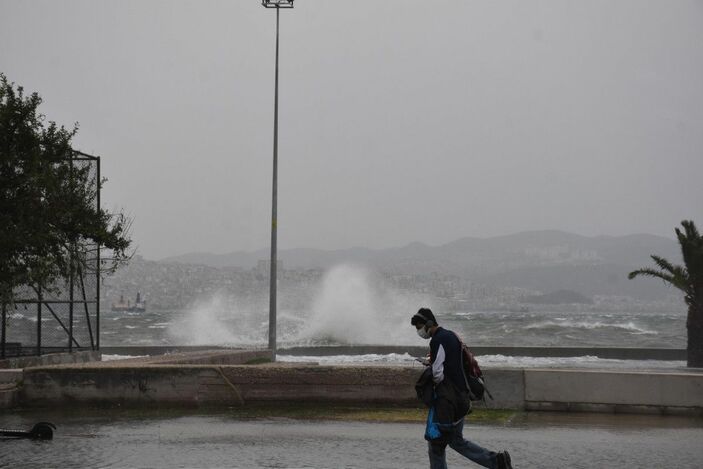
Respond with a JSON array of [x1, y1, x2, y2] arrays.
[[262, 0, 294, 8]]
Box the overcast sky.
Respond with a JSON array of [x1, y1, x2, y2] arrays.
[[2, 0, 702, 260]]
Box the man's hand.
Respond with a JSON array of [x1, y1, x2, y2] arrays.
[[415, 356, 431, 366]]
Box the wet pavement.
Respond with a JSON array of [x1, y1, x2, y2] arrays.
[[1, 410, 702, 468]]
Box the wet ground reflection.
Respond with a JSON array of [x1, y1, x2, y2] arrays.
[[1, 409, 702, 468]]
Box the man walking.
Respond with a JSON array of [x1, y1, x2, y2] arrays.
[[411, 308, 513, 469]]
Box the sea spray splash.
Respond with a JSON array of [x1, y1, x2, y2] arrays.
[[300, 264, 434, 345], [166, 265, 435, 346], [167, 293, 266, 346]]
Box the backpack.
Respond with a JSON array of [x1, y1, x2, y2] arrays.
[[453, 332, 493, 402]]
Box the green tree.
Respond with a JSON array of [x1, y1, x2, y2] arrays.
[[629, 220, 703, 367], [0, 73, 131, 304]]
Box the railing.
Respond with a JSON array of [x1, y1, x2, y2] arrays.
[[1, 152, 101, 359]]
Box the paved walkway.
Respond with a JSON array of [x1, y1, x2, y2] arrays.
[[1, 411, 702, 468]]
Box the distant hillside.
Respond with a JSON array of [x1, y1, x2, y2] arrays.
[[160, 230, 681, 302], [523, 289, 594, 305]]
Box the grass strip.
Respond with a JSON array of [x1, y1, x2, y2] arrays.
[[220, 402, 519, 424]]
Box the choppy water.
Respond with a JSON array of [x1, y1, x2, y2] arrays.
[[94, 307, 689, 368], [100, 308, 686, 349]]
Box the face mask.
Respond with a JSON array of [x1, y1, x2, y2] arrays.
[[416, 326, 431, 339]]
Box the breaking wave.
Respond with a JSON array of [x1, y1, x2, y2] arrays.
[[523, 320, 657, 335], [277, 353, 686, 370], [298, 264, 433, 345]]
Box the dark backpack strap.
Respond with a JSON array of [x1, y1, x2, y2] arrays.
[[451, 331, 471, 392]]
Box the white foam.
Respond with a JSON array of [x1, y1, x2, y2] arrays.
[[277, 352, 421, 366], [277, 353, 686, 370], [475, 354, 684, 369], [101, 354, 147, 361], [524, 320, 657, 335]]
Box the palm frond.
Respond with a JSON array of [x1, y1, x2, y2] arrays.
[[627, 266, 692, 296], [627, 268, 674, 283], [675, 220, 703, 282], [681, 220, 700, 240], [649, 255, 677, 275], [631, 221, 702, 313]]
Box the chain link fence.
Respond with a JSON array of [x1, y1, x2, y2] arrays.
[[1, 151, 101, 358]]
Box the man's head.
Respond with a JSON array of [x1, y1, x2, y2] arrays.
[[411, 307, 438, 339]]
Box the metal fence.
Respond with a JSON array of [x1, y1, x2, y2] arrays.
[[1, 151, 101, 358]]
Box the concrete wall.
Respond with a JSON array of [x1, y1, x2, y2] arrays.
[[0, 387, 18, 409], [479, 369, 525, 409], [0, 350, 101, 369], [225, 366, 419, 404], [524, 369, 703, 415], [20, 366, 232, 407], [19, 365, 419, 407], [0, 369, 22, 385], [0, 369, 22, 409], [15, 364, 703, 415]]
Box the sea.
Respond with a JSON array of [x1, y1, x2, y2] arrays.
[[100, 306, 688, 370]]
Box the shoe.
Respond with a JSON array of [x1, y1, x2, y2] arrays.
[[496, 450, 513, 469], [504, 450, 512, 468]]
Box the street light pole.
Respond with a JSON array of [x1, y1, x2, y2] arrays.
[[262, 0, 293, 359]]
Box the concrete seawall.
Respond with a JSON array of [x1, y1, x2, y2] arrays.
[[19, 365, 419, 407], [525, 369, 703, 414], [0, 350, 101, 369], [15, 358, 703, 415]]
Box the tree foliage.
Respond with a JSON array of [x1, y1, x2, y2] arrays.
[[0, 73, 131, 302], [629, 220, 703, 367], [628, 220, 702, 308]]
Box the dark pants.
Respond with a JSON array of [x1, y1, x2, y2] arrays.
[[428, 419, 497, 469], [427, 381, 496, 468]]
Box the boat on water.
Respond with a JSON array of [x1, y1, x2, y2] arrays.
[[111, 292, 146, 313]]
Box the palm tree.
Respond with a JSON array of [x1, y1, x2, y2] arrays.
[[629, 220, 703, 367]]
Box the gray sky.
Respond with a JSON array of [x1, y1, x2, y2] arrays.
[[2, 0, 702, 260]]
